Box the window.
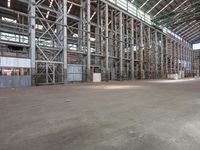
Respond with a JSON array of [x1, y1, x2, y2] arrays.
[[193, 43, 200, 50], [0, 68, 30, 76], [7, 0, 11, 8], [35, 24, 43, 30], [1, 17, 17, 23]]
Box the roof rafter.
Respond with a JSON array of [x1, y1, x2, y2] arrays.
[[154, 0, 175, 18], [147, 0, 163, 13], [187, 32, 200, 41], [140, 0, 150, 9], [180, 22, 200, 36]]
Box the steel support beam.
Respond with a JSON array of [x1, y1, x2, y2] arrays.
[[131, 18, 135, 80], [29, 0, 36, 85], [87, 0, 91, 82], [160, 34, 164, 77], [119, 11, 123, 80], [140, 22, 144, 79], [165, 37, 168, 74], [105, 4, 109, 81], [63, 0, 68, 83], [155, 31, 158, 76]]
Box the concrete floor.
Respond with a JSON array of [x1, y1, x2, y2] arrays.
[[0, 79, 200, 150]]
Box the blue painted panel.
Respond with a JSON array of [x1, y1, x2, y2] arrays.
[[0, 76, 31, 88]]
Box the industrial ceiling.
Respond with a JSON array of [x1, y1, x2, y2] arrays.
[[129, 0, 200, 44]]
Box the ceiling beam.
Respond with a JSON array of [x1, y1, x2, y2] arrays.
[[175, 20, 196, 33], [154, 0, 175, 18], [17, 0, 28, 3], [147, 0, 163, 13], [184, 29, 199, 39], [173, 0, 188, 12], [180, 23, 200, 36], [185, 30, 200, 40], [140, 0, 150, 9], [189, 35, 200, 42], [187, 33, 200, 42], [152, 0, 200, 27]]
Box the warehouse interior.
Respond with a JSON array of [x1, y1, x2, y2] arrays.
[[1, 0, 200, 149], [0, 0, 200, 87]]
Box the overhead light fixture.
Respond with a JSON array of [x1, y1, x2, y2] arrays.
[[90, 11, 96, 20], [49, 0, 54, 8], [67, 4, 73, 14], [46, 11, 50, 18], [7, 0, 11, 8]]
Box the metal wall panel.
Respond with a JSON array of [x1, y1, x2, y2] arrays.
[[67, 64, 83, 81], [0, 76, 31, 88], [0, 57, 31, 68]]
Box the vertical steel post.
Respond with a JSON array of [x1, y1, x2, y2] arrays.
[[140, 22, 144, 79], [131, 18, 135, 80], [63, 0, 68, 83], [119, 11, 123, 80], [87, 0, 91, 81], [148, 27, 151, 75], [160, 34, 164, 78], [155, 30, 158, 77], [177, 43, 179, 73], [165, 37, 168, 74], [170, 40, 173, 74], [29, 0, 36, 85], [105, 4, 109, 81]]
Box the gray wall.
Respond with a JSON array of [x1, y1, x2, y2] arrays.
[[0, 76, 31, 88]]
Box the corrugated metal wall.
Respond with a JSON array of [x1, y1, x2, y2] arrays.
[[0, 76, 31, 88], [67, 64, 83, 81]]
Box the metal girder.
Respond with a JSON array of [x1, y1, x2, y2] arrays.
[[140, 0, 150, 9], [186, 32, 200, 41], [31, 0, 65, 84], [179, 22, 199, 36], [189, 35, 200, 42], [105, 3, 109, 81], [184, 29, 200, 39], [131, 18, 135, 80], [17, 0, 29, 3], [140, 22, 144, 79], [181, 27, 200, 39], [87, 0, 91, 82], [147, 0, 163, 14], [29, 0, 36, 85], [152, 0, 200, 27], [154, 0, 175, 18], [119, 11, 123, 80], [63, 0, 67, 83], [175, 20, 196, 33]]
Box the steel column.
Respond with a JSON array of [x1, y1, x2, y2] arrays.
[[119, 11, 123, 80], [29, 0, 36, 85], [131, 18, 135, 80], [105, 4, 109, 81], [140, 22, 144, 79], [87, 0, 91, 81], [63, 0, 68, 83]]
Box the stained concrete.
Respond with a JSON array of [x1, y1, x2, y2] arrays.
[[0, 78, 200, 150]]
